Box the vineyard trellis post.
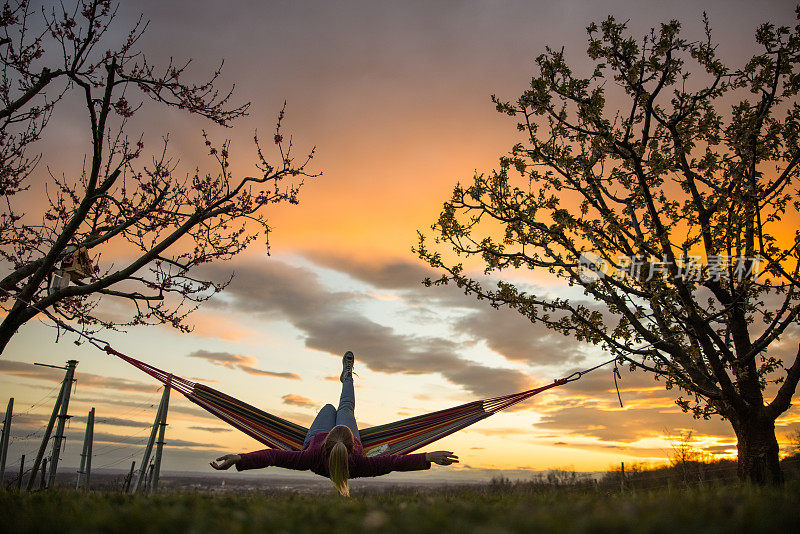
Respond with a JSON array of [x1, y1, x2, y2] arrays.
[[151, 387, 170, 492], [123, 461, 136, 492], [132, 386, 170, 494], [16, 454, 24, 490], [76, 407, 95, 490], [0, 397, 12, 481], [26, 360, 77, 490], [47, 360, 77, 488]]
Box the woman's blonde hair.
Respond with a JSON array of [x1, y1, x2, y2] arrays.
[[324, 425, 354, 497]]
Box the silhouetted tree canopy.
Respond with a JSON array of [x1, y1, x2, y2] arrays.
[[418, 8, 800, 484]]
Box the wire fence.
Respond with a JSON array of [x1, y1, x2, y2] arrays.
[[10, 383, 63, 421], [608, 456, 800, 492], [490, 456, 800, 493], [93, 450, 143, 471], [91, 428, 151, 457], [88, 387, 163, 422], [1, 381, 165, 490], [4, 384, 63, 459]]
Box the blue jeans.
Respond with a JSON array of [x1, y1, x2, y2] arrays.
[[302, 377, 360, 448]]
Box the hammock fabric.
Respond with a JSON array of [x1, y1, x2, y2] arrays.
[[105, 346, 568, 456]]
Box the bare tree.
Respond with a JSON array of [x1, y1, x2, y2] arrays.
[[418, 10, 800, 483], [668, 430, 703, 483], [788, 430, 800, 455], [0, 0, 316, 352]]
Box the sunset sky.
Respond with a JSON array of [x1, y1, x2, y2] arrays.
[[2, 0, 799, 482]]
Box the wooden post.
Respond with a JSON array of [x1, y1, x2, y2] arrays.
[[39, 458, 47, 489], [123, 461, 135, 492], [146, 460, 155, 492], [0, 397, 12, 482], [27, 388, 62, 491], [47, 360, 77, 488], [17, 454, 24, 490], [84, 408, 94, 489], [26, 360, 77, 491], [132, 386, 169, 494], [620, 461, 625, 492], [76, 408, 95, 489], [151, 386, 170, 492]]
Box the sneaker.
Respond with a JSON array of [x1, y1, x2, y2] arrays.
[[340, 351, 355, 382]]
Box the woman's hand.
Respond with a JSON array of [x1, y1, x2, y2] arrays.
[[425, 451, 459, 465], [210, 454, 241, 470]]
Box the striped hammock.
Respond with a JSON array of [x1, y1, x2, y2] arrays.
[[105, 346, 568, 456]]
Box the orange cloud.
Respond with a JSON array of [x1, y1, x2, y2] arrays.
[[187, 349, 300, 379], [240, 367, 301, 380], [281, 394, 315, 408]]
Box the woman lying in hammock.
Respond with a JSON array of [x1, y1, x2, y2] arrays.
[[211, 351, 459, 496]]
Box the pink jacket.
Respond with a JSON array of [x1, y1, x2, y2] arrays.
[[236, 431, 431, 478]]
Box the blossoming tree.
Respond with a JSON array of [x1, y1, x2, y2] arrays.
[[418, 11, 800, 484]]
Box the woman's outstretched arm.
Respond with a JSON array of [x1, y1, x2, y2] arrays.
[[210, 448, 316, 472], [354, 450, 459, 477], [425, 451, 459, 465]]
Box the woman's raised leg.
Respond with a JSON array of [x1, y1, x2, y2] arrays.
[[336, 351, 360, 440], [336, 377, 360, 440], [303, 403, 336, 448]]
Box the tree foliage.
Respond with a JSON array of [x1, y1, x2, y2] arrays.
[[418, 9, 800, 483], [0, 0, 316, 352]]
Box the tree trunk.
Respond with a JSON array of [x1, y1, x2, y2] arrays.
[[731, 411, 783, 484], [0, 301, 41, 356], [0, 317, 21, 356]]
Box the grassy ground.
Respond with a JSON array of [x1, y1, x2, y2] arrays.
[[4, 481, 799, 534]]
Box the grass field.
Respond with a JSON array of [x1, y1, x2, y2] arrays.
[[4, 481, 799, 534]]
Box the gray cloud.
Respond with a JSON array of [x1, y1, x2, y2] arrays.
[[240, 368, 301, 380], [187, 350, 300, 380], [0, 360, 64, 381], [88, 431, 216, 449], [0, 360, 159, 393], [201, 260, 532, 397], [303, 252, 599, 367], [454, 308, 587, 365], [305, 251, 438, 290], [31, 428, 221, 450], [1, 413, 48, 431], [188, 426, 232, 433], [76, 374, 158, 394], [187, 350, 257, 369], [70, 394, 217, 421], [163, 438, 219, 449], [304, 253, 800, 388], [73, 416, 152, 429]]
